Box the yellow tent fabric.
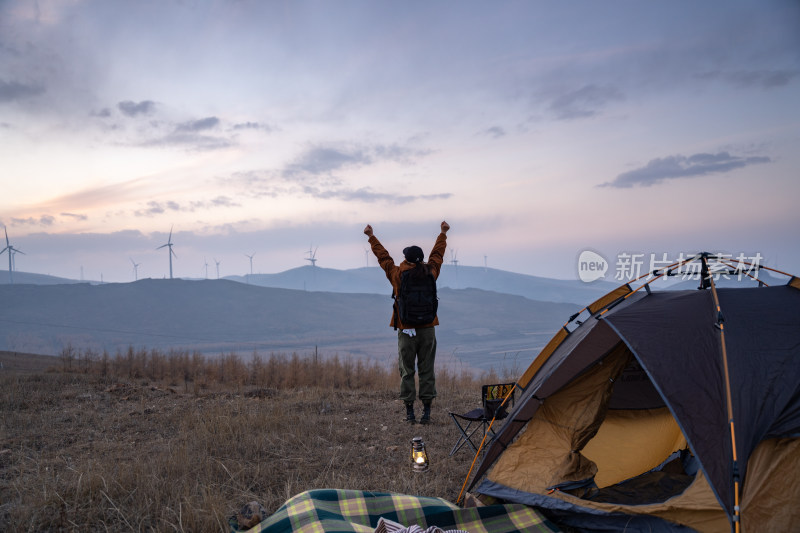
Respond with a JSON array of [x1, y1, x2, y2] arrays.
[[741, 437, 800, 532], [582, 407, 686, 488], [488, 344, 629, 493]]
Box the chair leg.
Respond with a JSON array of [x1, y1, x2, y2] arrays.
[[449, 414, 484, 456]]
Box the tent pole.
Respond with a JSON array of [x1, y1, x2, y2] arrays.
[[728, 258, 794, 279], [456, 385, 518, 505], [702, 254, 741, 533], [598, 269, 669, 317], [715, 257, 769, 285], [597, 254, 701, 318]]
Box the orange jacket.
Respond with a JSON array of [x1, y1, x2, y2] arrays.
[[368, 231, 447, 329]]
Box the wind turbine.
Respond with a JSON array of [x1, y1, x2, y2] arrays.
[[130, 258, 141, 281], [203, 257, 209, 279], [214, 258, 221, 279], [305, 245, 318, 267], [244, 252, 255, 276], [1, 226, 25, 284], [156, 226, 177, 279], [450, 249, 459, 288]]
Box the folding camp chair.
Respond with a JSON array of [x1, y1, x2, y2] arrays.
[[449, 383, 516, 456]]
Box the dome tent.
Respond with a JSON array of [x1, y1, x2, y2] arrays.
[[463, 253, 800, 532]]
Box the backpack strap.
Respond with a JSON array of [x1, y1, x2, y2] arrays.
[[391, 289, 399, 331]]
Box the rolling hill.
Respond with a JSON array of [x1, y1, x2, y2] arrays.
[[1, 263, 782, 373], [0, 271, 83, 285], [226, 264, 617, 304], [1, 264, 618, 305], [0, 278, 579, 374]]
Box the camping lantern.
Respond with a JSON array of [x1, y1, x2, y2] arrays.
[[411, 437, 429, 472]]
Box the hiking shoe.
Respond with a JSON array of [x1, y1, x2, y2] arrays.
[[405, 402, 416, 424], [420, 404, 432, 425]]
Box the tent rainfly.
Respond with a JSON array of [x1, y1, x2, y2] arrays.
[[462, 253, 800, 533]]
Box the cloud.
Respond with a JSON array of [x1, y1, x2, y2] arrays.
[[175, 116, 220, 132], [696, 69, 800, 89], [372, 144, 432, 165], [482, 126, 506, 139], [90, 108, 112, 118], [282, 143, 432, 178], [0, 79, 45, 103], [144, 132, 232, 151], [300, 186, 452, 204], [133, 196, 241, 217], [283, 147, 370, 177], [225, 168, 449, 205], [136, 116, 231, 151], [60, 212, 88, 221], [118, 100, 157, 117], [225, 169, 332, 199], [206, 196, 241, 208], [11, 215, 55, 226], [108, 106, 228, 150], [89, 107, 230, 150], [600, 151, 772, 188], [133, 200, 181, 217], [232, 121, 272, 132], [548, 84, 625, 120], [188, 196, 241, 210], [219, 139, 442, 204]]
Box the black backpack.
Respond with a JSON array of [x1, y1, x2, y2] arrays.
[[395, 266, 438, 327]]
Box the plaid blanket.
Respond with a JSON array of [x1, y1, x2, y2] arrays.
[[234, 489, 559, 533]]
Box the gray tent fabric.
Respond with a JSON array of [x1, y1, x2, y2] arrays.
[[468, 281, 800, 531], [601, 289, 730, 512], [602, 286, 800, 516]]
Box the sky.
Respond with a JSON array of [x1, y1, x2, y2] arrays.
[[1, 0, 799, 283]]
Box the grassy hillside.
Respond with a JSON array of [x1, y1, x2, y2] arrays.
[[228, 264, 615, 304], [0, 279, 578, 374], [0, 350, 509, 532]]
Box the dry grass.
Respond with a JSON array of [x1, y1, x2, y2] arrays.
[[0, 349, 504, 532]]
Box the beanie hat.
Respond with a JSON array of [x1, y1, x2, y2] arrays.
[[403, 245, 424, 263]]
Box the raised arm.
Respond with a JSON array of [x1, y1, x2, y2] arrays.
[[427, 220, 449, 279], [364, 224, 397, 280]]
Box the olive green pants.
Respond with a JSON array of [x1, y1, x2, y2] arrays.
[[398, 327, 437, 404]]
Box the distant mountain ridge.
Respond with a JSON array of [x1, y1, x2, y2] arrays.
[[0, 271, 83, 285], [2, 264, 779, 301], [2, 265, 618, 305], [0, 266, 783, 373], [0, 278, 579, 374], [225, 264, 617, 305]]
